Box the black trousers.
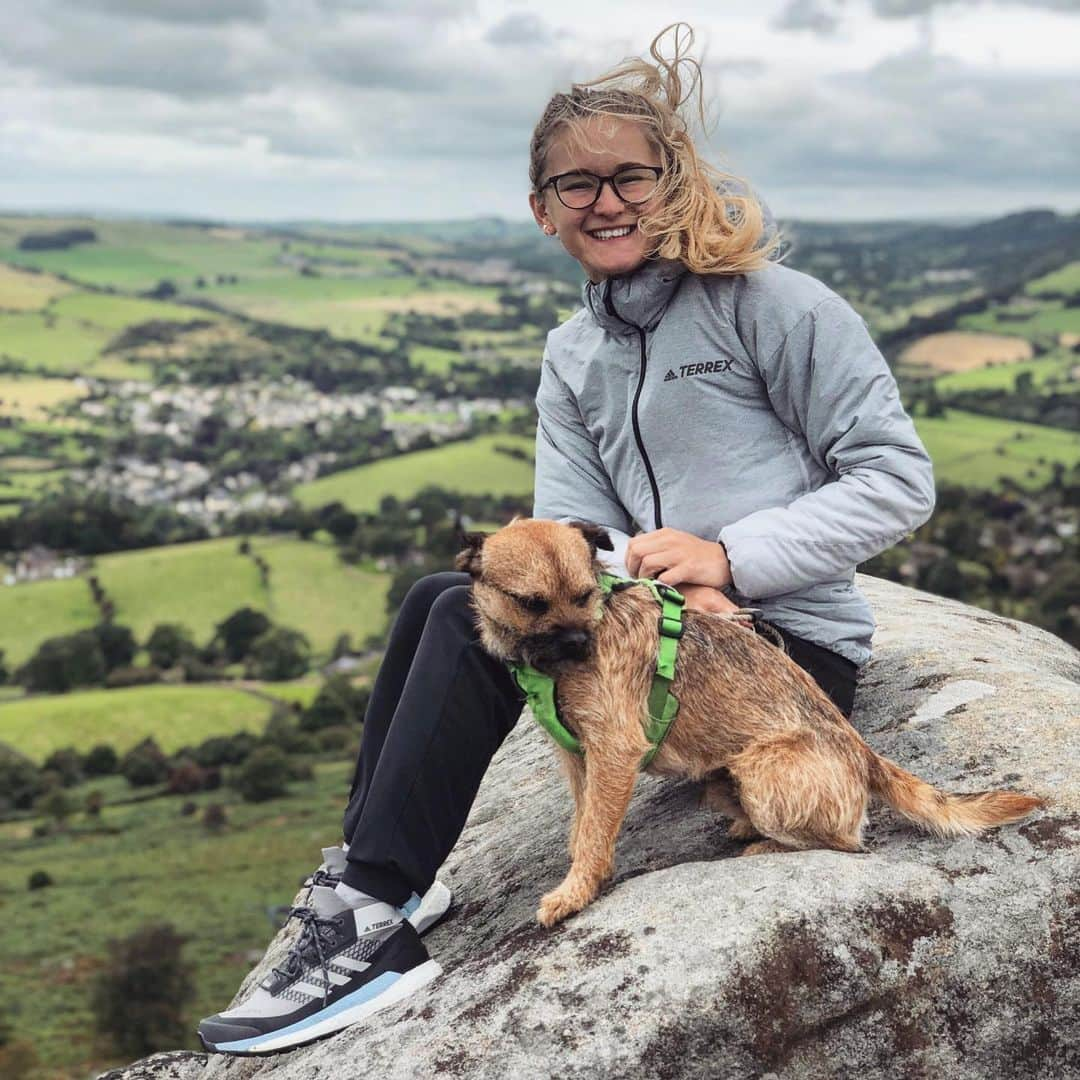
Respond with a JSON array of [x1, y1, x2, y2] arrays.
[[340, 572, 859, 906]]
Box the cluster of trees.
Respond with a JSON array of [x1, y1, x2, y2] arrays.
[[16, 227, 97, 251], [0, 491, 208, 555], [0, 672, 370, 818], [862, 470, 1080, 647], [13, 606, 314, 695]]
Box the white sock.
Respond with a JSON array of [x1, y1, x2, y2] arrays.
[[334, 880, 377, 908]]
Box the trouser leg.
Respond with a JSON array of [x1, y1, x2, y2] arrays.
[[776, 629, 859, 719], [345, 571, 469, 813], [341, 579, 526, 906]]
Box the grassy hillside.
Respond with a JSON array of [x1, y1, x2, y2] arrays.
[[294, 433, 535, 511], [914, 410, 1080, 489], [0, 760, 351, 1076], [0, 536, 391, 667], [0, 683, 273, 762]]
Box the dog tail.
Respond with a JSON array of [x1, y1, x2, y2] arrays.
[[865, 750, 1044, 837]]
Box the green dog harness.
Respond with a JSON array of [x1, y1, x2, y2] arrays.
[[507, 573, 685, 770]]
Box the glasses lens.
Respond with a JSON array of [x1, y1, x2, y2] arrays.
[[554, 173, 602, 208], [613, 168, 659, 204]]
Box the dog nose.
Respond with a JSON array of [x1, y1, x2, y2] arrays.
[[556, 629, 589, 649]]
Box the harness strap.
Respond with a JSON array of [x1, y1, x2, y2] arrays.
[[508, 574, 684, 770]]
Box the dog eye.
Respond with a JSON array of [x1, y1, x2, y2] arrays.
[[517, 595, 549, 614], [572, 590, 595, 607]]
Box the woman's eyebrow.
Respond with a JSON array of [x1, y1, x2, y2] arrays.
[[563, 161, 656, 173]]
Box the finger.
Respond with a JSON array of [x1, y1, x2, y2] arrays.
[[655, 564, 689, 587], [626, 537, 666, 575]]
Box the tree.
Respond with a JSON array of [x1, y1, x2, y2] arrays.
[[18, 630, 106, 693], [0, 743, 44, 813], [119, 737, 170, 788], [91, 923, 195, 1057], [146, 623, 196, 670], [247, 626, 311, 681], [232, 746, 291, 803], [37, 787, 74, 827], [0, 648, 8, 686], [92, 622, 136, 673], [214, 607, 272, 662], [42, 747, 82, 787], [301, 674, 370, 732], [83, 743, 118, 777]]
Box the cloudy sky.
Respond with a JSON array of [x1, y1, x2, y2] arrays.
[[1, 0, 1077, 223]]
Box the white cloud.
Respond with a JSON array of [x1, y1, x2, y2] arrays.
[[0, 1, 1076, 220]]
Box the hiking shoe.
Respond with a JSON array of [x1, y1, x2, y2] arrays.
[[304, 846, 453, 936], [198, 885, 440, 1056]]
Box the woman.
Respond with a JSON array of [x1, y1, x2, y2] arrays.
[[198, 26, 934, 1055]]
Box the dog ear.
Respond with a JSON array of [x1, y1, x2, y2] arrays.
[[454, 531, 488, 577], [567, 520, 613, 554]]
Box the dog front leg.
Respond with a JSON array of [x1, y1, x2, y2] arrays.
[[537, 750, 638, 927], [558, 749, 587, 859]]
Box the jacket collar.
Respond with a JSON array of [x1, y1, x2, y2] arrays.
[[582, 257, 689, 334]]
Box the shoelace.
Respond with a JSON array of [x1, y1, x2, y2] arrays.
[[306, 868, 341, 890], [271, 906, 338, 1006]]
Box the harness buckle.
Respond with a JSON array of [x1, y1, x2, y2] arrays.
[[653, 581, 685, 606], [659, 614, 684, 639]]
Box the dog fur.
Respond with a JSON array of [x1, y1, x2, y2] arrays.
[[456, 517, 1044, 927]]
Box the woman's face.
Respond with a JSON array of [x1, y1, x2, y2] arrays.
[[529, 116, 665, 283]]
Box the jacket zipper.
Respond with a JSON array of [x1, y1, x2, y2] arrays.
[[603, 282, 663, 529]]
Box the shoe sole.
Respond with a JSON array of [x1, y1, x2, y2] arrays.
[[202, 959, 442, 1056], [408, 880, 453, 937]]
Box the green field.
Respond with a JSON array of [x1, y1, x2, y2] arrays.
[[0, 683, 274, 762], [0, 759, 352, 1076], [294, 433, 536, 511], [934, 353, 1079, 394], [0, 264, 74, 310], [957, 300, 1080, 340], [0, 536, 391, 668], [1025, 261, 1080, 297], [914, 409, 1080, 489]]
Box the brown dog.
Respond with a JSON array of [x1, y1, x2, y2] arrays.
[[456, 517, 1044, 927]]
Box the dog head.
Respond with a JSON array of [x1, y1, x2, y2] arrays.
[[456, 518, 613, 673]]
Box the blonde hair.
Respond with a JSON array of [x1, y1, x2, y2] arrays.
[[529, 24, 782, 275]]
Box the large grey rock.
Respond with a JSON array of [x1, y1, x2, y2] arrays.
[[111, 577, 1080, 1079]]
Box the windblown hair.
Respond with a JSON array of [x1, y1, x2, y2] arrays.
[[529, 24, 783, 275]]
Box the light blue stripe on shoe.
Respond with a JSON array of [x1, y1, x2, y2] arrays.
[[400, 893, 421, 917], [216, 972, 400, 1052]]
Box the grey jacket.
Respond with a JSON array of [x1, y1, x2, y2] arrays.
[[531, 257, 936, 666]]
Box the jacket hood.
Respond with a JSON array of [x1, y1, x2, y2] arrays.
[[582, 257, 689, 334]]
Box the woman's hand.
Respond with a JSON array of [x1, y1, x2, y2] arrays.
[[625, 528, 732, 589]]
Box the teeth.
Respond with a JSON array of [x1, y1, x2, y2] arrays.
[[591, 226, 634, 240]]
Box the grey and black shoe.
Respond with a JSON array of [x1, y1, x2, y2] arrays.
[[198, 885, 440, 1056], [305, 846, 453, 937]]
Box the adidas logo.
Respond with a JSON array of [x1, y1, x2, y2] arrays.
[[663, 359, 735, 382]]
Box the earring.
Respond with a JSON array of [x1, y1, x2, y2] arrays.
[[543, 225, 556, 236]]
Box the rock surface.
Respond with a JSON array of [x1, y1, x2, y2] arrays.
[[109, 576, 1080, 1079]]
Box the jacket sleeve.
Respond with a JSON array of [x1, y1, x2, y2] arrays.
[[533, 348, 635, 577], [718, 296, 935, 598]]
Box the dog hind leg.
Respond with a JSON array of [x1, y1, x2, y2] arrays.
[[728, 731, 867, 854], [700, 772, 762, 841]]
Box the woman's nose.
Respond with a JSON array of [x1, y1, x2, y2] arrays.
[[592, 179, 625, 215]]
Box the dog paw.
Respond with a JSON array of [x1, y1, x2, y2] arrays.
[[727, 817, 763, 841], [739, 839, 795, 857], [537, 888, 583, 927]]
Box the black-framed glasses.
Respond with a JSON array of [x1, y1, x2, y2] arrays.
[[539, 166, 663, 210]]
